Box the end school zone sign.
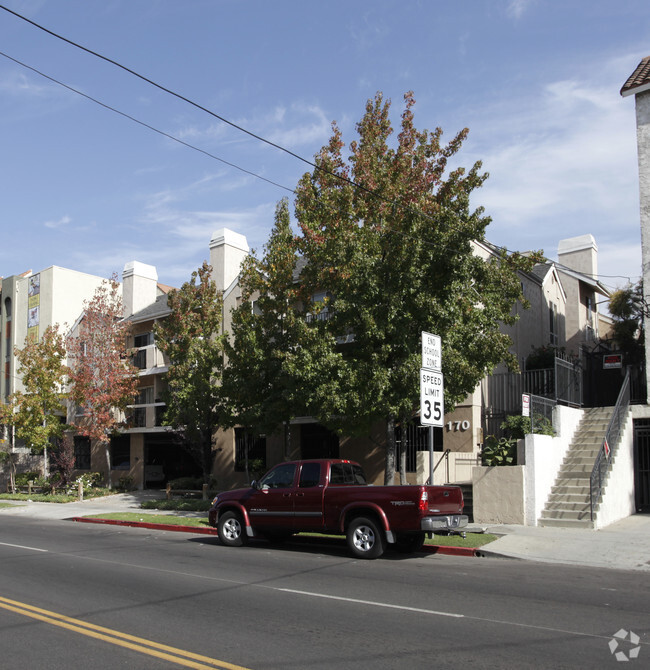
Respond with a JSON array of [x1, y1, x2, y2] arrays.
[[420, 369, 444, 427]]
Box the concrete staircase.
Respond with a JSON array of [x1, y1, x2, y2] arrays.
[[538, 407, 615, 529]]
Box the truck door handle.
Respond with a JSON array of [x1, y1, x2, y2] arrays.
[[296, 492, 305, 497], [282, 492, 291, 498]]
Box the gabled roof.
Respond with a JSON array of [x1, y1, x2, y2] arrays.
[[621, 56, 650, 97]]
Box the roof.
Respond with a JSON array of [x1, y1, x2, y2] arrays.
[[621, 56, 650, 97], [126, 294, 171, 324]]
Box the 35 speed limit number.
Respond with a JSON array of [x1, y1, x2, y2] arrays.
[[420, 369, 444, 427]]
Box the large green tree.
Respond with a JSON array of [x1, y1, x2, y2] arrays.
[[293, 91, 535, 483], [223, 199, 339, 464], [155, 262, 226, 482], [1, 325, 68, 480]]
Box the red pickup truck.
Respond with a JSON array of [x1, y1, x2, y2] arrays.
[[208, 459, 467, 559]]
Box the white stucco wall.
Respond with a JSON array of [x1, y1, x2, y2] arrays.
[[635, 90, 650, 398], [472, 465, 525, 525], [520, 404, 584, 525]]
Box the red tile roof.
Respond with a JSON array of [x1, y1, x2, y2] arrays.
[[621, 56, 650, 96]]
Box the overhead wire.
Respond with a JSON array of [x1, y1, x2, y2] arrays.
[[0, 5, 639, 288]]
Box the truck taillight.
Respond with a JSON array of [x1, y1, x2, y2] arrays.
[[419, 489, 428, 511]]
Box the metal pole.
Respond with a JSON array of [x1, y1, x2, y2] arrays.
[[428, 426, 434, 485]]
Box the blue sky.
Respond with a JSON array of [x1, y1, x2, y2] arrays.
[[1, 1, 649, 295]]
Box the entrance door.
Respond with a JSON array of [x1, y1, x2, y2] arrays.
[[634, 420, 650, 512]]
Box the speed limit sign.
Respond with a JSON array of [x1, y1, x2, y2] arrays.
[[420, 368, 444, 427]]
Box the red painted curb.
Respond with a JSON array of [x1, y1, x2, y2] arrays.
[[423, 545, 479, 557], [71, 517, 482, 556], [71, 517, 218, 535]]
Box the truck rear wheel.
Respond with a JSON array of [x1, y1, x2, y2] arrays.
[[217, 511, 247, 547], [347, 516, 385, 559]]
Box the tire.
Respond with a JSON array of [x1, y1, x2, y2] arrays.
[[395, 532, 426, 554], [217, 511, 247, 547], [346, 516, 385, 559]]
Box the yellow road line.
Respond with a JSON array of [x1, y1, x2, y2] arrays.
[[0, 596, 250, 670]]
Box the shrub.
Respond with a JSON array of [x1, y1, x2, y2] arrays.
[[15, 471, 40, 487], [481, 435, 516, 466], [117, 475, 134, 491], [501, 413, 554, 439], [168, 476, 217, 490]]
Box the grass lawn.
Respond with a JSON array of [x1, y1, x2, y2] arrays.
[[82, 512, 497, 548]]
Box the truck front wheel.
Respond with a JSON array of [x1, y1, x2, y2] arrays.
[[217, 511, 247, 547], [347, 516, 385, 559]]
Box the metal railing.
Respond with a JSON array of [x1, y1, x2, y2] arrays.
[[426, 448, 450, 484], [589, 368, 631, 521]]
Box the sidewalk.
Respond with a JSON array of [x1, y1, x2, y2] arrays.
[[2, 492, 649, 571]]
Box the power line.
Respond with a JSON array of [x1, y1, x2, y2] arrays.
[[0, 4, 379, 200], [0, 50, 295, 196], [0, 7, 638, 287]]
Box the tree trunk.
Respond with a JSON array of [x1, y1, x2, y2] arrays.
[[104, 441, 112, 490], [384, 415, 396, 485]]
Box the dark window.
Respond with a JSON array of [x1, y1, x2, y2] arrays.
[[110, 434, 130, 470], [299, 462, 321, 488], [134, 332, 153, 348], [258, 463, 296, 489], [155, 405, 166, 427], [549, 302, 558, 346], [133, 349, 147, 369], [132, 407, 146, 428], [73, 436, 91, 470], [234, 428, 267, 472], [329, 462, 366, 485]]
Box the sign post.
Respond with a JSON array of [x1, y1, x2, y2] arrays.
[[421, 331, 443, 485]]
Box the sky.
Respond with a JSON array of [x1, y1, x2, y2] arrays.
[[1, 0, 649, 296]]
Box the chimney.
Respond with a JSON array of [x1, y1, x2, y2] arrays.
[[557, 234, 598, 278], [122, 261, 158, 318], [209, 228, 249, 292]]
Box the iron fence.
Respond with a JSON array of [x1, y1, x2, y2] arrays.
[[590, 368, 631, 521]]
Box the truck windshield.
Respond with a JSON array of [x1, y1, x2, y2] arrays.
[[329, 463, 367, 485]]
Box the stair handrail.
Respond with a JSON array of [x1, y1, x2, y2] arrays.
[[426, 448, 451, 485], [589, 367, 631, 521]]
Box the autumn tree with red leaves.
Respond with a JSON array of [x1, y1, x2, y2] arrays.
[[67, 277, 139, 488]]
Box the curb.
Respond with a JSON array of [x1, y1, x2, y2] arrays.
[[71, 517, 219, 535], [71, 516, 482, 556]]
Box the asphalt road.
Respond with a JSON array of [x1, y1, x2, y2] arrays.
[[0, 516, 648, 669]]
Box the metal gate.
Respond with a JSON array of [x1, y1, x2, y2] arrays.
[[633, 419, 650, 512]]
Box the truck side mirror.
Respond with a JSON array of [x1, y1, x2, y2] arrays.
[[251, 480, 258, 490]]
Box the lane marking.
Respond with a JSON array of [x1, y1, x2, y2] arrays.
[[0, 541, 48, 552], [0, 596, 250, 670], [275, 588, 464, 618]]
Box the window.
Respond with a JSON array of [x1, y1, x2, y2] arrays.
[[73, 436, 91, 470], [549, 302, 558, 346], [134, 332, 154, 348], [329, 462, 366, 485], [135, 387, 154, 405], [258, 463, 296, 489], [299, 462, 321, 488], [132, 407, 147, 427], [235, 428, 267, 472], [110, 434, 130, 470], [132, 349, 147, 369]]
